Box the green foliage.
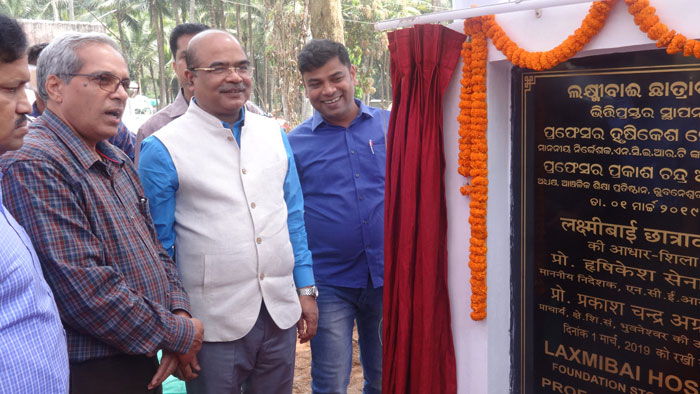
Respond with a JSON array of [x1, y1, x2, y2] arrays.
[[343, 0, 437, 108], [9, 0, 450, 117]]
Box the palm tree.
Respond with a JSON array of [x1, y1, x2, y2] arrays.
[[123, 18, 158, 97], [0, 0, 34, 18]]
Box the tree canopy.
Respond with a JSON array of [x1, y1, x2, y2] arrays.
[[2, 0, 452, 127]]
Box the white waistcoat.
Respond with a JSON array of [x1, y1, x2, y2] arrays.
[[154, 102, 300, 341]]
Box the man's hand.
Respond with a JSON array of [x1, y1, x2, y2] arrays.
[[148, 350, 179, 390], [176, 317, 204, 381], [297, 295, 318, 344]]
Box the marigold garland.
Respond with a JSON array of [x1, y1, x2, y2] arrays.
[[625, 0, 700, 58], [460, 16, 489, 321], [459, 1, 700, 321], [484, 0, 616, 71]]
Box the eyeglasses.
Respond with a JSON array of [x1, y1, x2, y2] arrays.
[[64, 73, 138, 95], [189, 65, 253, 77]]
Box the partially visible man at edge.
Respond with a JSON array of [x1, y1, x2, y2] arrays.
[[0, 13, 69, 394], [0, 31, 203, 394], [27, 42, 137, 161]]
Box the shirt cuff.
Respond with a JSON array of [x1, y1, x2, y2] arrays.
[[293, 264, 315, 289], [161, 313, 195, 354], [169, 291, 191, 314]]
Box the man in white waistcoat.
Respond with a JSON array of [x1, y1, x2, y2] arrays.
[[138, 30, 318, 394]]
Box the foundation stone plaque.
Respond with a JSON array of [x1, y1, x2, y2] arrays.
[[512, 49, 700, 394]]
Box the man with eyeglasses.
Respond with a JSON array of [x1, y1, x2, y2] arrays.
[[27, 42, 138, 161], [0, 32, 204, 394], [134, 23, 266, 166], [0, 13, 69, 393], [138, 29, 317, 394]]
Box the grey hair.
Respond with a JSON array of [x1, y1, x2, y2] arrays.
[[36, 32, 121, 101]]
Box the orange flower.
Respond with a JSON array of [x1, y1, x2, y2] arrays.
[[458, 0, 698, 322], [625, 0, 700, 58], [459, 16, 489, 321]]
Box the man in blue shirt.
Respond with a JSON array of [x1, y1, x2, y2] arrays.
[[0, 13, 69, 393], [139, 30, 318, 394], [288, 39, 388, 394]]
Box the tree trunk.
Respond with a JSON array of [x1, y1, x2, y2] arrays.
[[247, 0, 254, 93], [139, 64, 145, 98], [309, 0, 344, 43], [382, 50, 389, 109], [189, 0, 196, 22], [173, 0, 181, 25], [148, 62, 159, 104], [151, 0, 168, 109], [51, 0, 59, 21], [117, 16, 127, 57], [208, 0, 216, 27], [216, 0, 225, 29], [236, 4, 241, 39], [67, 0, 74, 20], [263, 51, 269, 112]]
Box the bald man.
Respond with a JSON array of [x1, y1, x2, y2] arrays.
[[138, 30, 318, 394]]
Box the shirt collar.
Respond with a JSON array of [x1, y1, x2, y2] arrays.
[[41, 109, 124, 170], [311, 98, 372, 131], [172, 88, 189, 117], [221, 107, 245, 130], [191, 97, 246, 129]]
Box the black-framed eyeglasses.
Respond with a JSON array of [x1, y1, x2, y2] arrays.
[[64, 73, 138, 95], [189, 65, 253, 77]]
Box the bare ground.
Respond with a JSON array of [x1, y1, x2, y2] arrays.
[[293, 327, 364, 394]]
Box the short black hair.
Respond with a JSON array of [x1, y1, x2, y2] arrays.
[[297, 39, 351, 74], [27, 42, 49, 65], [169, 23, 210, 60], [0, 14, 28, 63]]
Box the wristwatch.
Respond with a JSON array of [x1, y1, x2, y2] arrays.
[[297, 285, 319, 298]]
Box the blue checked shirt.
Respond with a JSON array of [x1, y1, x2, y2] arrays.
[[0, 109, 195, 362], [0, 171, 69, 393]]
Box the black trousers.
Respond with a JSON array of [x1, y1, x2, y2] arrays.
[[70, 354, 162, 394]]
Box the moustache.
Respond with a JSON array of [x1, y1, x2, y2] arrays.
[[218, 82, 247, 93], [15, 115, 28, 129]]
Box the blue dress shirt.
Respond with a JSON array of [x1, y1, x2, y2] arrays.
[[288, 99, 388, 288], [0, 170, 69, 393], [138, 107, 314, 288]]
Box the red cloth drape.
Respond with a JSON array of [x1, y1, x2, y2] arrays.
[[383, 24, 466, 394]]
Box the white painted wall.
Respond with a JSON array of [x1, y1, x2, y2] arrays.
[[443, 1, 700, 393]]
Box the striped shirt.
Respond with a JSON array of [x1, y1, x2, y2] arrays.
[[0, 171, 69, 393], [0, 109, 195, 362]]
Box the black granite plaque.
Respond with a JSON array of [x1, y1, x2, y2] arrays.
[[512, 49, 700, 394]]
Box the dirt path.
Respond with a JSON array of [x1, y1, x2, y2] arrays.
[[293, 328, 364, 393]]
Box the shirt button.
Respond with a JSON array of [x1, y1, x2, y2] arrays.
[[250, 202, 256, 209], [359, 195, 364, 200], [351, 150, 355, 155], [257, 237, 262, 244], [260, 273, 265, 280], [363, 220, 368, 224], [355, 173, 360, 178], [227, 136, 234, 141], [242, 168, 247, 174]]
